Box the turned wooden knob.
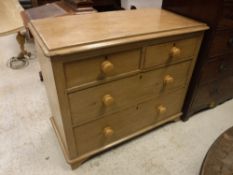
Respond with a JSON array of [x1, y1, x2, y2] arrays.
[[170, 46, 181, 58], [101, 60, 114, 75], [102, 94, 114, 106], [158, 105, 167, 115], [103, 127, 114, 137], [164, 75, 174, 85]]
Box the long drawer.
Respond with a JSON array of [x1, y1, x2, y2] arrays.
[[69, 61, 191, 126], [74, 89, 184, 156]]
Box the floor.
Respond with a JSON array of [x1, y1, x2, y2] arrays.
[[1, 34, 233, 175]]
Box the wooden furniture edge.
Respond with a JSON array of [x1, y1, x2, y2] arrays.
[[0, 26, 25, 37], [29, 21, 208, 57], [199, 127, 233, 175], [51, 113, 182, 169], [28, 22, 49, 54]]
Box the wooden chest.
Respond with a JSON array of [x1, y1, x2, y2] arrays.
[[163, 0, 233, 120], [29, 9, 208, 169]]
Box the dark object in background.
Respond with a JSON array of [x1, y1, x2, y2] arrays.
[[19, 0, 35, 9], [163, 0, 233, 121], [63, 0, 94, 11], [93, 0, 122, 11], [130, 5, 137, 10], [200, 126, 233, 175], [20, 0, 122, 11]]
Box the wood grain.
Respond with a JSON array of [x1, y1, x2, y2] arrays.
[[140, 61, 192, 97], [64, 49, 141, 88], [144, 36, 199, 68], [74, 89, 184, 156], [0, 0, 24, 36], [69, 75, 142, 126], [31, 8, 207, 169], [29, 8, 208, 56], [200, 127, 233, 175]]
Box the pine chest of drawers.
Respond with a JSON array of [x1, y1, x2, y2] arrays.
[[29, 9, 208, 169]]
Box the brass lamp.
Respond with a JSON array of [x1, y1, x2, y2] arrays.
[[0, 0, 31, 69]]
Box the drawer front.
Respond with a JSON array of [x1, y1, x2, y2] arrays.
[[192, 76, 233, 113], [65, 49, 141, 88], [218, 0, 233, 30], [209, 30, 233, 57], [144, 37, 198, 68], [192, 82, 218, 112], [74, 90, 184, 156], [200, 54, 233, 85], [138, 89, 184, 122], [141, 61, 192, 98], [74, 106, 145, 156], [218, 76, 233, 103], [69, 75, 142, 125]]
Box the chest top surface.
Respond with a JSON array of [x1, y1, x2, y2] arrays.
[[29, 8, 208, 56]]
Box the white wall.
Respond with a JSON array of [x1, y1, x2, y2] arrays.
[[121, 0, 162, 9]]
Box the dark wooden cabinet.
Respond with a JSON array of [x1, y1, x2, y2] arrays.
[[36, 0, 121, 11], [163, 0, 233, 120]]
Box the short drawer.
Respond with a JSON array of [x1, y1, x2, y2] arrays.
[[64, 49, 141, 88], [140, 61, 192, 98], [138, 89, 184, 122], [209, 30, 233, 57], [144, 37, 199, 68], [69, 75, 142, 125], [74, 106, 147, 156]]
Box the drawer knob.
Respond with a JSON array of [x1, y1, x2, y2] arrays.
[[170, 46, 181, 58], [101, 60, 114, 75], [102, 94, 114, 106], [209, 101, 216, 108], [158, 105, 167, 115], [164, 75, 174, 85], [103, 127, 114, 137]]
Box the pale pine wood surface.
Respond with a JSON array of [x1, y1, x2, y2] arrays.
[[144, 36, 199, 68], [31, 9, 208, 168], [74, 89, 184, 156], [69, 75, 142, 126], [29, 9, 208, 56], [36, 43, 70, 153], [0, 0, 24, 36], [41, 33, 205, 168], [64, 49, 141, 88], [140, 61, 192, 97], [138, 89, 185, 123], [68, 60, 192, 126]]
